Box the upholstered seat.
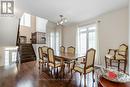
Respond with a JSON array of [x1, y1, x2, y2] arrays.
[[115, 54, 125, 60], [48, 61, 61, 67], [105, 54, 114, 59], [39, 58, 48, 63], [73, 64, 94, 73]]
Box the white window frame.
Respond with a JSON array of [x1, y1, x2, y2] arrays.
[[20, 13, 31, 27], [78, 24, 96, 54]]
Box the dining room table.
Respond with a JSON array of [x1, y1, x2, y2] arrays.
[[54, 51, 85, 78]]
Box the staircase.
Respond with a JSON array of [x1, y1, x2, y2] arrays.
[[19, 44, 36, 63]]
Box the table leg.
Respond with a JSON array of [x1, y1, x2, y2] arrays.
[[59, 58, 65, 78]]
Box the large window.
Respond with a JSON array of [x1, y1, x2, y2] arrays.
[[36, 16, 48, 32], [20, 13, 31, 27], [77, 24, 96, 55]]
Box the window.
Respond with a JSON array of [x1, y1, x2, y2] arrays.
[[4, 47, 18, 66], [36, 16, 48, 32], [77, 24, 96, 55], [50, 32, 55, 49], [55, 32, 60, 51], [20, 13, 31, 27]]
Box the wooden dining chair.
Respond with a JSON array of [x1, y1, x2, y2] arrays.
[[66, 46, 75, 72], [105, 44, 128, 72], [60, 46, 65, 53], [71, 48, 96, 85], [47, 48, 63, 77], [38, 47, 48, 70]]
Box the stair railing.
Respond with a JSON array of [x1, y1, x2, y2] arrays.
[[16, 18, 21, 46]]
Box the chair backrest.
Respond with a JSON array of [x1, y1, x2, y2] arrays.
[[67, 46, 75, 54], [60, 46, 65, 53], [85, 48, 96, 68], [38, 47, 43, 59], [42, 46, 48, 54], [118, 44, 128, 57], [47, 48, 55, 63]]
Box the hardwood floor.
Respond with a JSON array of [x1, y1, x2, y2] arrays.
[[0, 61, 97, 87]]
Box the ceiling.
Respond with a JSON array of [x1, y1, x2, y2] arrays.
[[15, 0, 128, 24]]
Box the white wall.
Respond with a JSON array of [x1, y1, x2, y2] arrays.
[[98, 8, 128, 65], [63, 7, 128, 66], [0, 16, 19, 66], [63, 25, 77, 47], [0, 17, 19, 46]]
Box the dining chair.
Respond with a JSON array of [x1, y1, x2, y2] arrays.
[[71, 48, 96, 85], [47, 48, 63, 77], [105, 44, 128, 72], [67, 46, 75, 54], [60, 46, 65, 53], [66, 46, 75, 72], [38, 47, 48, 70]]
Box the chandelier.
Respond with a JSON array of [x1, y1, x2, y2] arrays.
[[57, 15, 67, 25]]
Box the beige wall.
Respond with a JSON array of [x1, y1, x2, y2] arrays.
[[20, 15, 36, 43], [63, 7, 128, 66]]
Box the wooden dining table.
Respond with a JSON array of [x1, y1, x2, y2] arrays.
[[54, 52, 85, 77]]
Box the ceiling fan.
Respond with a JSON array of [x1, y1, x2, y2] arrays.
[[57, 15, 67, 25]]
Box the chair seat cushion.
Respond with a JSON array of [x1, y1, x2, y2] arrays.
[[116, 54, 125, 60], [39, 58, 48, 63], [73, 64, 94, 73], [105, 54, 114, 59], [49, 61, 62, 67]]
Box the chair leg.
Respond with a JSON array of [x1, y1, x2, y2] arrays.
[[54, 68, 55, 75], [124, 60, 127, 73], [56, 67, 59, 78], [84, 74, 86, 87], [51, 67, 53, 77], [42, 63, 44, 71], [118, 60, 120, 71], [68, 63, 70, 72], [92, 70, 95, 82], [71, 69, 73, 77], [39, 62, 40, 69], [110, 59, 112, 67], [105, 57, 107, 68], [79, 73, 82, 87]]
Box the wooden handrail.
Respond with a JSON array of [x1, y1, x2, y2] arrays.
[[16, 18, 21, 46]]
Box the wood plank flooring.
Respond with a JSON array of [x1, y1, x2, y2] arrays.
[[0, 61, 97, 87]]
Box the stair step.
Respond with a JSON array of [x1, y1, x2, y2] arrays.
[[21, 55, 36, 58], [21, 58, 35, 63], [19, 44, 36, 63], [21, 51, 34, 55]]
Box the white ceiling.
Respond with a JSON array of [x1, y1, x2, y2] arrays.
[[16, 0, 128, 24]]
